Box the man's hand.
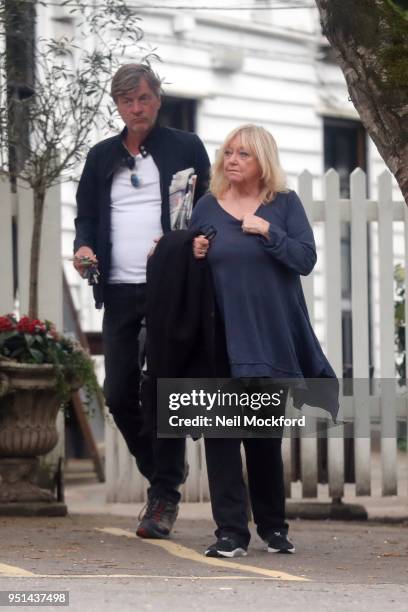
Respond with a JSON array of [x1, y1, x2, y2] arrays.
[[193, 235, 209, 259], [242, 213, 270, 240], [73, 246, 98, 278]]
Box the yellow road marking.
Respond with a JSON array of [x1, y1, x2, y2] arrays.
[[96, 527, 308, 582], [0, 563, 36, 577], [3, 574, 294, 581]]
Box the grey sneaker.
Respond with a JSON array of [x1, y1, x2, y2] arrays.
[[264, 530, 295, 554], [205, 536, 248, 558], [136, 496, 179, 539]]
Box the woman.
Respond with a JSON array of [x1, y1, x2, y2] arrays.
[[190, 124, 337, 558]]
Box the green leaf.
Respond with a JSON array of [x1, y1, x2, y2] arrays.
[[10, 347, 27, 359], [0, 331, 18, 342], [29, 348, 45, 364], [24, 333, 35, 347]]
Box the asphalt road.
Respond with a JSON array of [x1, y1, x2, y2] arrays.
[[1, 514, 407, 611]]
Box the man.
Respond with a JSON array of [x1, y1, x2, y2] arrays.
[[73, 63, 210, 538]]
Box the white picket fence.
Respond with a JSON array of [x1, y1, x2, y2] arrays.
[[295, 169, 406, 500], [1, 172, 407, 503], [105, 169, 408, 503], [0, 179, 62, 323], [0, 177, 64, 472]]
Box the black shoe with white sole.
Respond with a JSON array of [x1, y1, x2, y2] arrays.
[[205, 536, 248, 558], [264, 530, 295, 553]]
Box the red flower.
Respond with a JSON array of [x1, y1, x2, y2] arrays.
[[0, 317, 14, 332], [16, 316, 46, 334]]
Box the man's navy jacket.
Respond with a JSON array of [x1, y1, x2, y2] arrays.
[[74, 124, 210, 308]]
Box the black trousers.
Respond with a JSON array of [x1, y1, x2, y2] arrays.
[[102, 283, 185, 503], [204, 382, 288, 547]]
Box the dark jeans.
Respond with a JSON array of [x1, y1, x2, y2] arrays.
[[204, 381, 288, 547], [103, 283, 185, 503]]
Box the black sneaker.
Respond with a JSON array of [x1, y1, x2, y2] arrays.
[[264, 530, 295, 554], [205, 536, 248, 558], [136, 496, 179, 539]]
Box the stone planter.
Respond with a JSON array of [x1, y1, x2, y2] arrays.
[[0, 362, 64, 505]]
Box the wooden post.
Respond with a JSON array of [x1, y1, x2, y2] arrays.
[[0, 178, 14, 313], [350, 169, 371, 496], [324, 170, 344, 501], [298, 170, 318, 498], [378, 171, 397, 496]]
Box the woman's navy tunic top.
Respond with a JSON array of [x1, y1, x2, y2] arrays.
[[190, 191, 338, 417]]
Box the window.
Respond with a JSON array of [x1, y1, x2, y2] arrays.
[[159, 96, 197, 132], [324, 118, 366, 198]]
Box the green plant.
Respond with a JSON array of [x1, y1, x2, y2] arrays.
[[0, 314, 98, 402], [394, 264, 408, 452], [394, 263, 405, 384]]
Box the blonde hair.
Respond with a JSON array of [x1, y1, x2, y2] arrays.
[[210, 124, 287, 202]]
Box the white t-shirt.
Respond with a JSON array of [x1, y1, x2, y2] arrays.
[[109, 153, 162, 284]]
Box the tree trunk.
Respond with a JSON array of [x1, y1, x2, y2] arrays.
[[4, 0, 36, 303], [315, 0, 408, 204], [5, 0, 36, 188], [28, 186, 45, 319]]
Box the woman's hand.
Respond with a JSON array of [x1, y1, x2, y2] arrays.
[[193, 235, 210, 259], [242, 213, 270, 240]]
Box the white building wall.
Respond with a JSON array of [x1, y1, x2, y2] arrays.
[[39, 3, 403, 379]]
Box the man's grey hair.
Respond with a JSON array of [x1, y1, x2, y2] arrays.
[[111, 64, 162, 101]]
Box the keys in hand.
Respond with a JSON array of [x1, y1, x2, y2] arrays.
[[77, 257, 100, 285], [84, 264, 100, 286]]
